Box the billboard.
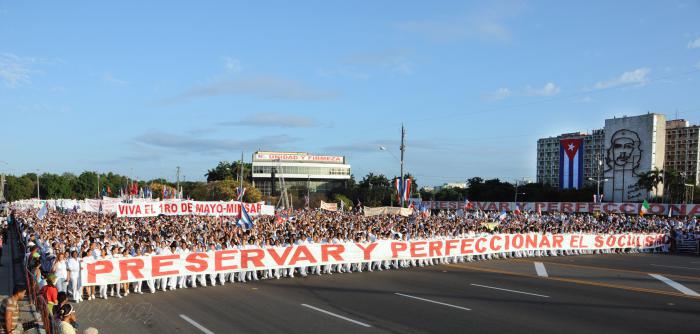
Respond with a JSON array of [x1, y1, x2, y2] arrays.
[[602, 114, 666, 202], [253, 151, 344, 163]]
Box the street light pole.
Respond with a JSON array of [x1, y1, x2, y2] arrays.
[[400, 124, 405, 208], [588, 159, 608, 203]]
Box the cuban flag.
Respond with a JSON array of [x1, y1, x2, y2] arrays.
[[402, 178, 412, 202], [236, 186, 246, 201], [394, 178, 402, 203], [238, 204, 254, 229], [559, 138, 584, 189], [37, 201, 49, 220], [498, 210, 507, 221]]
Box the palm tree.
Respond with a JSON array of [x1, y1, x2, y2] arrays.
[[649, 167, 664, 200], [636, 171, 654, 198], [663, 169, 681, 203]]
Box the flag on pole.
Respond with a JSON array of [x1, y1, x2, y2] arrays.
[[402, 178, 412, 202], [394, 178, 402, 203], [238, 204, 254, 229], [498, 210, 507, 221], [513, 204, 521, 215], [668, 205, 673, 217], [640, 200, 650, 216], [463, 198, 472, 210], [236, 186, 246, 201], [37, 202, 48, 220]]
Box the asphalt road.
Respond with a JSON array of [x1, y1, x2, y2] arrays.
[[75, 254, 700, 334]]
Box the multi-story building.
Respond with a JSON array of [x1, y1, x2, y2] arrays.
[[536, 131, 605, 188], [537, 113, 700, 202], [251, 151, 351, 196], [665, 119, 700, 185]]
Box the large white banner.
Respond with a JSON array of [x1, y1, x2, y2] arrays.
[[364, 206, 414, 217], [115, 200, 275, 218], [80, 233, 664, 285], [423, 201, 700, 216]]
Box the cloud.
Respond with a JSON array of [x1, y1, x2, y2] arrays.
[[394, 3, 523, 43], [523, 82, 560, 96], [688, 37, 700, 49], [316, 67, 371, 80], [222, 112, 318, 128], [593, 68, 650, 89], [223, 57, 242, 73], [484, 87, 511, 100], [133, 131, 298, 154], [484, 82, 560, 100], [324, 138, 439, 153], [102, 72, 128, 85], [0, 53, 33, 87], [342, 50, 415, 75], [157, 76, 338, 105]]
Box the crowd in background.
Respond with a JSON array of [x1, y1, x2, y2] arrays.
[[9, 207, 699, 305]]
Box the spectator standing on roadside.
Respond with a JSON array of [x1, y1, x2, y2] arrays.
[[57, 304, 77, 334], [1, 285, 27, 334]]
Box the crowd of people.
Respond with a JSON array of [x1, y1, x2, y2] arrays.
[[9, 207, 700, 307]]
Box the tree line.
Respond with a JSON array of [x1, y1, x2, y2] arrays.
[[2, 161, 698, 205]]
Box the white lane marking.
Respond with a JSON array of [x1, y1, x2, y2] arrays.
[[649, 274, 700, 297], [394, 293, 471, 311], [650, 264, 700, 271], [300, 304, 372, 327], [179, 314, 215, 334], [534, 262, 548, 277], [470, 284, 550, 298]]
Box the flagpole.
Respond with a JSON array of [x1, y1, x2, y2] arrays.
[[400, 124, 405, 208]]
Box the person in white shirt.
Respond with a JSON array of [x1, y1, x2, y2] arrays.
[[66, 251, 82, 302], [53, 252, 69, 293]]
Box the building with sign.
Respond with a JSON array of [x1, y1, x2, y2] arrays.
[[537, 113, 700, 202], [251, 151, 351, 195], [536, 130, 605, 188]]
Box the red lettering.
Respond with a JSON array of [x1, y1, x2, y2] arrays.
[[185, 253, 208, 272], [391, 242, 408, 258], [321, 244, 345, 262], [475, 237, 487, 253], [289, 246, 316, 265], [86, 260, 113, 284], [354, 243, 378, 261], [152, 255, 179, 277], [460, 238, 474, 254], [428, 241, 443, 257], [410, 241, 427, 258], [241, 249, 265, 269], [489, 235, 502, 252], [552, 235, 563, 249], [119, 258, 144, 281], [267, 247, 293, 266], [445, 239, 459, 256], [214, 249, 238, 271]]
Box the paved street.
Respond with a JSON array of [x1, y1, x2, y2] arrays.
[[76, 254, 700, 334]]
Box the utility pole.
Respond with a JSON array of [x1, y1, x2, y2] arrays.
[[176, 166, 181, 199], [36, 170, 40, 200], [400, 124, 406, 207], [0, 161, 6, 202], [97, 172, 100, 199]]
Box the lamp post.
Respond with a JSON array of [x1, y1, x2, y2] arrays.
[[588, 159, 608, 202], [379, 125, 406, 207]]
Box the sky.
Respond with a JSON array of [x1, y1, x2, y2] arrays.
[[1, 1, 699, 186]]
